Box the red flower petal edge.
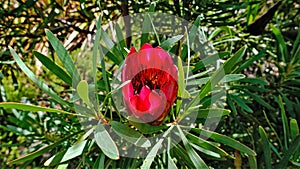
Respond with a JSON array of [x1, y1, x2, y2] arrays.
[[122, 43, 178, 125]]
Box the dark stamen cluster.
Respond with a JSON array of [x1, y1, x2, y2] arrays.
[[131, 68, 168, 94]]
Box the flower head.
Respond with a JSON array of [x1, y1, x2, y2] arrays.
[[122, 43, 178, 125]]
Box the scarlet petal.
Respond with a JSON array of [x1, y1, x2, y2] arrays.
[[122, 83, 134, 115], [122, 82, 134, 100], [128, 47, 136, 56], [148, 90, 167, 117], [170, 65, 178, 80], [139, 86, 151, 100], [125, 47, 137, 67], [122, 65, 127, 81], [156, 47, 173, 66], [141, 43, 153, 50], [130, 95, 150, 113], [138, 50, 151, 69], [161, 80, 178, 103]]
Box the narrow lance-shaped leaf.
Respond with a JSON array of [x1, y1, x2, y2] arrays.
[[259, 126, 271, 169], [186, 47, 246, 113], [92, 16, 102, 111], [33, 51, 73, 86], [9, 47, 70, 106], [178, 56, 191, 98], [191, 128, 256, 156], [160, 35, 184, 51], [140, 2, 156, 46], [186, 133, 231, 158], [277, 95, 289, 150], [176, 125, 209, 169], [8, 131, 83, 164], [141, 126, 174, 169], [181, 16, 201, 60], [94, 124, 119, 160], [248, 155, 258, 169], [0, 102, 87, 117], [277, 136, 300, 168], [167, 137, 178, 169], [290, 119, 299, 140], [115, 22, 127, 57], [44, 140, 88, 166], [45, 30, 81, 86], [111, 121, 151, 148], [271, 26, 288, 62]]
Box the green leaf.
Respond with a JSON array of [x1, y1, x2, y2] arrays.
[[239, 89, 275, 111], [128, 116, 167, 134], [9, 47, 70, 106], [99, 27, 123, 65], [186, 47, 246, 111], [178, 56, 191, 98], [248, 155, 257, 169], [277, 136, 300, 168], [45, 29, 81, 85], [231, 94, 253, 113], [8, 131, 82, 164], [191, 128, 256, 156], [141, 125, 173, 169], [44, 140, 87, 166], [57, 164, 68, 169], [190, 143, 221, 159], [181, 16, 201, 60], [33, 51, 72, 86], [223, 47, 246, 74], [259, 126, 271, 169], [100, 45, 122, 65], [290, 119, 299, 140], [94, 124, 119, 160], [271, 26, 289, 62], [187, 74, 245, 86], [237, 78, 268, 85], [234, 49, 266, 73], [148, 2, 156, 12], [291, 27, 300, 60], [186, 133, 231, 158], [192, 52, 229, 72], [111, 121, 151, 148], [271, 25, 288, 62], [99, 45, 111, 93], [0, 102, 85, 117], [141, 2, 156, 46], [76, 80, 91, 106], [198, 109, 231, 119], [277, 95, 289, 150], [160, 35, 183, 50], [115, 22, 127, 56], [176, 125, 209, 169], [221, 74, 245, 82], [92, 16, 102, 110], [172, 144, 194, 167], [167, 137, 178, 169], [93, 153, 105, 169], [141, 137, 164, 169], [208, 26, 231, 40]]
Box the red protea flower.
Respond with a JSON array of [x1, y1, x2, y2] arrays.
[[122, 43, 178, 125]]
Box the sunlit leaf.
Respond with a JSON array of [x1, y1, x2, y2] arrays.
[[94, 124, 119, 160], [111, 121, 151, 147]]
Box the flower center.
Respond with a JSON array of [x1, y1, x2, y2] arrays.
[[131, 68, 169, 94]]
